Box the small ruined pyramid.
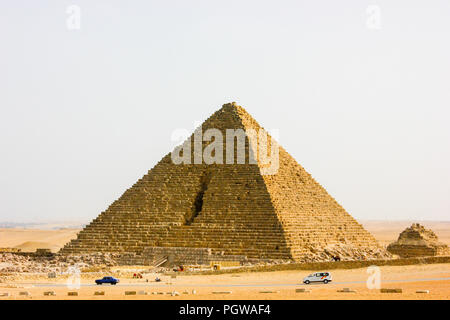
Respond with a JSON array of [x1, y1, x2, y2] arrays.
[[61, 102, 387, 262], [387, 223, 449, 258]]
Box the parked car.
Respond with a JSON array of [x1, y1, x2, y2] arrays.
[[95, 276, 120, 285], [303, 272, 332, 284]]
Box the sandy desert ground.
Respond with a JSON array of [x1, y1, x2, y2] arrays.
[[1, 220, 449, 300], [0, 228, 79, 253], [0, 263, 449, 300], [362, 220, 450, 247]]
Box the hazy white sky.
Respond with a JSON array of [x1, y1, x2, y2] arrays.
[[0, 1, 449, 223]]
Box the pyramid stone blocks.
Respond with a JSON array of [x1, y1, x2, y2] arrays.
[[387, 223, 449, 258], [60, 103, 388, 263]]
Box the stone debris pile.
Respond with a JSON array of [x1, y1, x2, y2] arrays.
[[0, 252, 121, 274], [303, 244, 390, 263]]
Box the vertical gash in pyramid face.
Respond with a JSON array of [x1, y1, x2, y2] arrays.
[[60, 102, 390, 263]]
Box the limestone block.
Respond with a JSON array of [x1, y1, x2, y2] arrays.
[[380, 288, 402, 293]]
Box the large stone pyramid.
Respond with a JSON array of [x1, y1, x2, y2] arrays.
[[61, 103, 387, 262]]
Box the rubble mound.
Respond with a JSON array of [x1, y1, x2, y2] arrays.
[[387, 223, 449, 258], [0, 253, 120, 273]]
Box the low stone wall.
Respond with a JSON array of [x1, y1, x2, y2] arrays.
[[116, 253, 153, 266], [12, 251, 55, 259], [0, 248, 21, 253], [116, 247, 248, 266], [147, 247, 212, 265]]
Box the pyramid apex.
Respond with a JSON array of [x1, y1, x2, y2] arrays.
[[221, 101, 239, 109], [219, 102, 250, 116]]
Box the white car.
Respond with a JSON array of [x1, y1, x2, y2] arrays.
[[303, 272, 332, 284]]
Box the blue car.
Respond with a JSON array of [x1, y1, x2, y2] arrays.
[[95, 276, 119, 285]]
